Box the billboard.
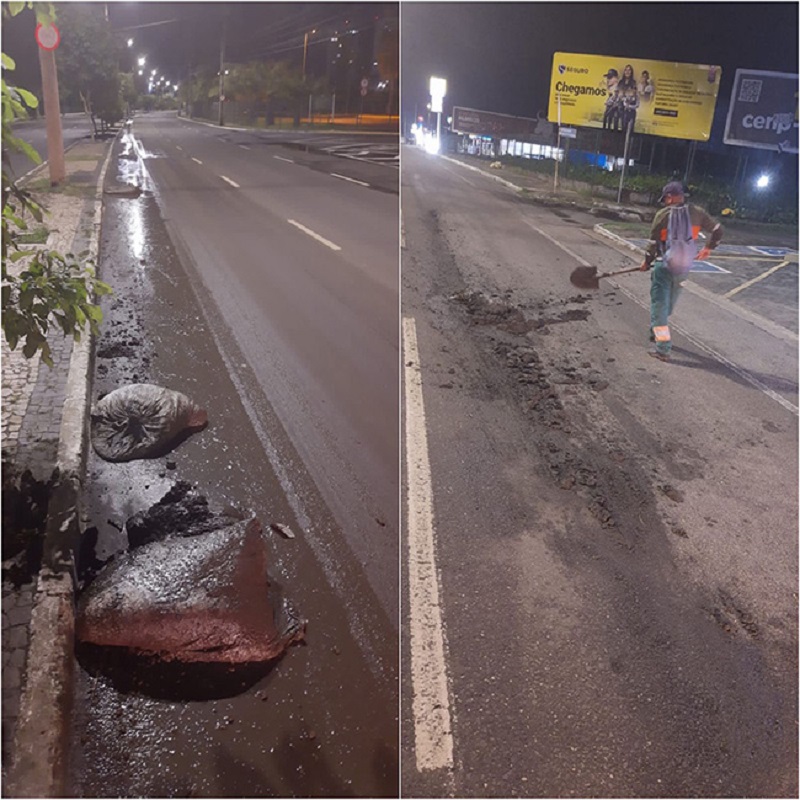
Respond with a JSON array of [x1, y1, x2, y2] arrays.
[[548, 52, 721, 141], [452, 106, 554, 142], [723, 69, 798, 153]]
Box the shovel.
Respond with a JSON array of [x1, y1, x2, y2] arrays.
[[569, 264, 643, 290]]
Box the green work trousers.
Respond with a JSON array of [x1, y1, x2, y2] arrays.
[[650, 261, 685, 355]]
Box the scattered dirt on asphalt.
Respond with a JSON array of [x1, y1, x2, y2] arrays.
[[446, 289, 670, 537], [451, 289, 592, 335]]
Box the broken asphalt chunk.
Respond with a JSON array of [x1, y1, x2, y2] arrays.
[[76, 516, 306, 665]]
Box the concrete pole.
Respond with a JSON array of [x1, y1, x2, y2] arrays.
[[37, 46, 66, 186], [616, 119, 633, 204]]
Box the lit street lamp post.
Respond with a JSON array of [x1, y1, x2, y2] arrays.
[[429, 76, 446, 153]]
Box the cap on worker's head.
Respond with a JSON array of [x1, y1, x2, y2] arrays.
[[603, 68, 619, 79], [659, 181, 687, 201]]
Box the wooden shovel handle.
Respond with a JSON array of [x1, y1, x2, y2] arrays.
[[597, 265, 645, 280]]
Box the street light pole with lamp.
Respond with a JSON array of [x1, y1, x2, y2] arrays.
[[302, 29, 317, 80], [429, 76, 446, 153]]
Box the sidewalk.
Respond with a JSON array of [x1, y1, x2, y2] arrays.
[[2, 137, 113, 796]]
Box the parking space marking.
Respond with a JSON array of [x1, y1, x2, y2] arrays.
[[286, 219, 341, 251], [220, 175, 240, 188], [724, 259, 794, 298], [191, 157, 203, 165], [274, 155, 294, 164], [403, 316, 455, 773]]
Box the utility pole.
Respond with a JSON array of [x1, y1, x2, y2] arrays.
[[37, 35, 65, 185], [218, 13, 227, 126], [302, 29, 316, 80]]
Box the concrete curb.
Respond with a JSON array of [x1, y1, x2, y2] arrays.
[[438, 154, 649, 220], [592, 222, 646, 254], [5, 135, 116, 798]]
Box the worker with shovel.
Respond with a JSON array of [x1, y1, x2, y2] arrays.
[[639, 181, 723, 362]]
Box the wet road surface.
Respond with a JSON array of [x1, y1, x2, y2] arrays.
[[68, 116, 398, 797], [401, 145, 798, 798]]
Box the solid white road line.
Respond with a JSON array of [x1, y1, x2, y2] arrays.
[[330, 172, 370, 187], [220, 175, 240, 188], [274, 155, 294, 164], [523, 218, 592, 267], [403, 316, 455, 773], [191, 157, 203, 165], [286, 219, 342, 251]]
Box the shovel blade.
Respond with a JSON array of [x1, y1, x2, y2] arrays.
[[569, 266, 600, 290]]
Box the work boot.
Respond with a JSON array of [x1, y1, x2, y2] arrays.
[[648, 350, 671, 363]]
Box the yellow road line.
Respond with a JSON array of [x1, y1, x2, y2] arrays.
[[723, 260, 793, 299]]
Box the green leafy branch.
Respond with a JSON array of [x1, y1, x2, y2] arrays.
[[2, 1, 112, 366]]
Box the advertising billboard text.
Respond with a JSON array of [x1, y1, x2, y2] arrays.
[[548, 52, 721, 141], [724, 69, 798, 153]]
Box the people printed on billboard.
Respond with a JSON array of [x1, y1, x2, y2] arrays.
[[601, 63, 650, 133]]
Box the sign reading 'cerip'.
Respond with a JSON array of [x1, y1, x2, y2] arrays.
[[723, 69, 798, 154]]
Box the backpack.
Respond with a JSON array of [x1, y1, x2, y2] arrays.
[[664, 205, 696, 276]]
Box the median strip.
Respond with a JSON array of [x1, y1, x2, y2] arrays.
[[331, 172, 370, 188], [403, 315, 455, 774], [220, 175, 240, 188], [286, 219, 341, 251]]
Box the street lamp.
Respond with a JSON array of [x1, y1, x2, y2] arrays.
[[756, 174, 770, 189], [429, 76, 447, 152], [138, 56, 146, 67], [127, 38, 133, 48], [302, 29, 317, 79]]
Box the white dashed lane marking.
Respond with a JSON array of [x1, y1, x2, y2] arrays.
[[286, 219, 341, 251], [330, 173, 370, 187]]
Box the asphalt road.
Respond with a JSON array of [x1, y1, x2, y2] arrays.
[[401, 144, 798, 798], [68, 112, 398, 797], [136, 112, 399, 618], [7, 113, 95, 180]]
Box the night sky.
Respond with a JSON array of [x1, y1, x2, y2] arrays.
[[401, 2, 799, 124]]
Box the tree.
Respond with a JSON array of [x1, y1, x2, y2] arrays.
[[376, 24, 399, 116], [2, 2, 111, 366], [53, 2, 121, 136]]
